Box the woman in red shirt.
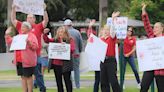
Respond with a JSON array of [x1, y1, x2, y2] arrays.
[[100, 12, 121, 92], [141, 3, 164, 92], [43, 26, 75, 92], [123, 27, 141, 88]]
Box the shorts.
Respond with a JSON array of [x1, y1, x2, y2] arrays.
[[38, 57, 48, 67], [16, 62, 35, 77]]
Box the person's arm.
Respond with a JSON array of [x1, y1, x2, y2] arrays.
[[43, 34, 54, 43], [141, 3, 154, 38], [11, 5, 18, 27], [78, 32, 83, 53], [125, 46, 136, 57], [42, 3, 49, 28], [110, 11, 120, 38], [27, 33, 38, 51]]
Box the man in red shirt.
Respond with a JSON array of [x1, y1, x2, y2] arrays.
[[11, 4, 49, 92], [123, 27, 140, 89]]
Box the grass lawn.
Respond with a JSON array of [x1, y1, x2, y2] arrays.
[[0, 87, 140, 92]]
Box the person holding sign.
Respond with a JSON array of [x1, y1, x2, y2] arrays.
[[123, 26, 141, 89], [141, 3, 164, 92], [5, 22, 38, 92], [11, 3, 49, 92], [100, 12, 121, 92], [43, 26, 75, 92]]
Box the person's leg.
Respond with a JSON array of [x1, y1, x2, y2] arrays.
[[27, 76, 33, 92], [21, 76, 28, 92], [100, 62, 110, 92], [140, 71, 154, 92], [93, 71, 100, 92], [128, 56, 140, 84], [108, 59, 121, 92], [155, 76, 164, 92], [53, 65, 64, 92], [73, 57, 80, 88], [122, 56, 128, 86], [63, 71, 72, 92], [34, 57, 46, 92]]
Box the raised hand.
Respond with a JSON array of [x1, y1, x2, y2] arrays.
[[112, 11, 120, 19], [142, 3, 147, 14], [89, 19, 96, 28], [43, 28, 50, 34]]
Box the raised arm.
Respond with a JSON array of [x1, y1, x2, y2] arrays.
[[110, 11, 120, 38], [141, 3, 154, 38], [11, 5, 18, 27], [42, 3, 49, 28], [87, 19, 96, 37]]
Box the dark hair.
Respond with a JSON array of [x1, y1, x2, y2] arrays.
[[127, 26, 134, 35]]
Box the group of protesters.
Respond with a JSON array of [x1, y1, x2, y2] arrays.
[[4, 1, 164, 92]]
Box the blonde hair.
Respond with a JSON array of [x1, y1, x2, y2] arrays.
[[156, 22, 164, 31], [55, 26, 71, 42]]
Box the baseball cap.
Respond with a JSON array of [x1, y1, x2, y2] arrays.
[[64, 19, 72, 26]]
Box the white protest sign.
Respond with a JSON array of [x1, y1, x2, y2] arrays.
[[107, 17, 128, 39], [79, 52, 90, 73], [136, 37, 164, 72], [85, 34, 108, 71], [48, 43, 70, 60], [13, 0, 44, 15], [10, 34, 28, 51]]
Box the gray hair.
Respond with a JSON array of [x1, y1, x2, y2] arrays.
[[22, 21, 32, 30]]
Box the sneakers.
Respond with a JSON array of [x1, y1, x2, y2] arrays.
[[137, 83, 141, 89]]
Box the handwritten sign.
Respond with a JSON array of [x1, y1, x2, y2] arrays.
[[48, 43, 70, 60], [107, 17, 128, 39], [136, 37, 164, 72], [85, 34, 107, 71], [13, 0, 44, 15], [10, 34, 28, 51]]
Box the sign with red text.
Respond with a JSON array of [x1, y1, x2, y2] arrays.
[[136, 37, 164, 72], [48, 43, 70, 60], [107, 17, 128, 39], [85, 34, 107, 71], [13, 0, 44, 15]]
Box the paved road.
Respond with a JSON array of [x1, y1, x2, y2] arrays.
[[0, 79, 138, 88]]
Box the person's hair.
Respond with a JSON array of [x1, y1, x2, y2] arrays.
[[156, 22, 164, 32], [55, 26, 71, 42], [22, 21, 31, 30]]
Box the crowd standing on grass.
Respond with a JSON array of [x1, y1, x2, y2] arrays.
[[3, 1, 164, 92]]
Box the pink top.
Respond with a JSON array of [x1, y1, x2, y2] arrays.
[[5, 32, 38, 68]]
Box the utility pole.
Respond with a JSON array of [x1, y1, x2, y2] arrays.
[[7, 0, 13, 27], [99, 0, 108, 31]]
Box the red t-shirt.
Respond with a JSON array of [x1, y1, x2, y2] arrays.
[[123, 36, 136, 55], [16, 21, 44, 56], [101, 36, 116, 57]]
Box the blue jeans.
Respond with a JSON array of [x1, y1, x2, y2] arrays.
[[72, 57, 80, 88], [123, 56, 140, 84], [93, 71, 100, 92], [34, 57, 46, 92]]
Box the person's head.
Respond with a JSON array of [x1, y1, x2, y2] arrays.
[[64, 19, 72, 29], [26, 14, 36, 25], [55, 26, 70, 40], [21, 22, 31, 34], [127, 26, 134, 37], [102, 25, 110, 37], [153, 22, 164, 36]]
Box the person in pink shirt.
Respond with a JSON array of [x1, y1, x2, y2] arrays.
[[5, 22, 38, 92], [11, 3, 49, 92]]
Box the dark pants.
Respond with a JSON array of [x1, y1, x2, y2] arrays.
[[123, 56, 140, 84], [100, 57, 121, 92], [53, 65, 72, 92], [94, 71, 100, 92], [155, 76, 164, 92], [140, 71, 154, 92]]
